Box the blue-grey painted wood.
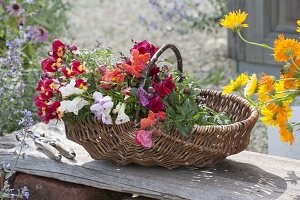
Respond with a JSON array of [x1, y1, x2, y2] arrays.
[[228, 0, 300, 74]]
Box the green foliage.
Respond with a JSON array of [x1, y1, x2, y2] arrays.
[[163, 71, 231, 136], [0, 0, 70, 134]]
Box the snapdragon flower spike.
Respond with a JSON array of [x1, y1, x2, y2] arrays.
[[138, 87, 149, 106], [35, 100, 60, 123], [70, 60, 86, 75], [122, 87, 131, 96], [61, 67, 74, 79], [35, 79, 59, 100], [90, 92, 114, 125], [41, 58, 56, 73], [75, 78, 88, 90], [52, 39, 66, 59], [150, 66, 160, 76], [59, 79, 84, 98], [130, 40, 159, 57], [122, 49, 150, 78], [140, 111, 166, 129], [68, 44, 79, 54], [102, 68, 125, 84], [115, 103, 130, 125], [152, 75, 175, 97], [147, 96, 165, 113], [58, 97, 89, 116], [135, 130, 153, 148]]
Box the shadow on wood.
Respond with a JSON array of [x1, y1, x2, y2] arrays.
[[1, 121, 299, 200], [80, 158, 288, 200]]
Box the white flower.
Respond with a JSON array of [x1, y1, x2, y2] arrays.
[[115, 103, 130, 125], [58, 97, 89, 115], [90, 91, 114, 125], [59, 79, 84, 97], [112, 102, 122, 114]]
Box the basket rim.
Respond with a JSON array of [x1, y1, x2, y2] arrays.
[[192, 89, 259, 130]]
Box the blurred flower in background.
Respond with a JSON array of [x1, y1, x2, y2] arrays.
[[28, 26, 49, 42], [0, 0, 70, 134], [140, 0, 226, 33], [6, 2, 24, 16]]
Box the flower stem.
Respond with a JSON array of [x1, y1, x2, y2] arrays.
[[238, 91, 257, 108], [237, 31, 274, 50], [0, 129, 28, 200]]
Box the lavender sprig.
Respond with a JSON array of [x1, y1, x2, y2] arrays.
[[0, 110, 33, 200]]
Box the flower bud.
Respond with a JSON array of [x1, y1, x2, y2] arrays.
[[179, 74, 186, 82], [162, 65, 169, 72], [148, 93, 154, 99], [148, 86, 155, 93], [68, 44, 77, 52], [98, 65, 106, 75], [183, 87, 191, 95], [163, 72, 169, 78], [41, 73, 48, 80]]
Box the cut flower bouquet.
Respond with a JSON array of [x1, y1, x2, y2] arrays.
[[220, 10, 300, 145], [34, 39, 233, 149]]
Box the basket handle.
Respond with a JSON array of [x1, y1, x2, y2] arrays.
[[135, 44, 183, 123], [148, 44, 183, 73]]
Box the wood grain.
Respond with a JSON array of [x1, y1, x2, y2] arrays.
[[1, 121, 300, 200]]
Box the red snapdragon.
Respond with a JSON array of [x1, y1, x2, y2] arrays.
[[130, 40, 158, 57], [70, 60, 86, 75], [75, 78, 88, 90], [146, 96, 165, 113], [52, 39, 66, 59], [35, 100, 61, 124], [152, 76, 175, 97]]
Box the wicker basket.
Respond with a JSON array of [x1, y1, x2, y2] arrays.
[[64, 44, 259, 169]]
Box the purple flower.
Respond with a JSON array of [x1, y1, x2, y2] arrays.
[[18, 109, 34, 127], [90, 92, 114, 124], [138, 87, 149, 106], [28, 26, 49, 42], [21, 186, 29, 199], [6, 2, 24, 16]]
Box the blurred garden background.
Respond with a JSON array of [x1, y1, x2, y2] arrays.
[[5, 0, 300, 155]]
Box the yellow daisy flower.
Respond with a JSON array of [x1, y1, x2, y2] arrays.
[[244, 74, 257, 96], [219, 10, 249, 32], [274, 80, 285, 98], [279, 123, 294, 145], [297, 20, 300, 33], [222, 81, 235, 94], [261, 103, 291, 127], [261, 107, 278, 126], [274, 34, 300, 62], [222, 73, 249, 94]]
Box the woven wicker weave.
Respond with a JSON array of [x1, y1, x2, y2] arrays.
[[64, 44, 259, 169]]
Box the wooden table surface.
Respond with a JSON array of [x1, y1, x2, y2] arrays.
[[1, 121, 300, 200]]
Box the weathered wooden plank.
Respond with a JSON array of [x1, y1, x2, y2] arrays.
[[1, 121, 300, 200]]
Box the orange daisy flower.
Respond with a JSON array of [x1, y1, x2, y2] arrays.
[[257, 74, 276, 102], [280, 60, 300, 89], [274, 34, 300, 62], [279, 123, 294, 145]]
